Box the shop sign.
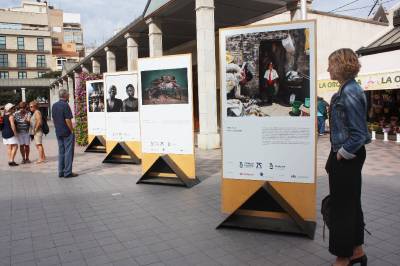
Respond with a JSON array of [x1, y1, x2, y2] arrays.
[[318, 70, 400, 93]]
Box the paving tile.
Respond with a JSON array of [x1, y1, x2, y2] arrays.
[[81, 246, 105, 259], [101, 243, 126, 254], [35, 255, 60, 266], [85, 254, 111, 266], [57, 245, 84, 263], [156, 249, 182, 263], [111, 258, 139, 266], [61, 260, 87, 266], [11, 251, 35, 264], [134, 254, 161, 266], [96, 237, 119, 247], [105, 250, 132, 262], [13, 260, 38, 266]]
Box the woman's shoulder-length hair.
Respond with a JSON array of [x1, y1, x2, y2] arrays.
[[329, 48, 361, 81]]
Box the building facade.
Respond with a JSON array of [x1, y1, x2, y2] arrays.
[[0, 0, 85, 80], [48, 7, 84, 70], [0, 1, 52, 79]]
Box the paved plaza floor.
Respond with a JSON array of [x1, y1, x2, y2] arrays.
[[0, 127, 399, 266]]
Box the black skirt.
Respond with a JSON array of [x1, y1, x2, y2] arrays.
[[325, 146, 366, 257]]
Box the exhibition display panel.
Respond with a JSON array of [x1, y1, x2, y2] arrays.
[[218, 21, 317, 238], [102, 72, 142, 164], [137, 54, 199, 187], [85, 80, 106, 153]]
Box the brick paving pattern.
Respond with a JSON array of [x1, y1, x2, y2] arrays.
[[0, 127, 399, 266]]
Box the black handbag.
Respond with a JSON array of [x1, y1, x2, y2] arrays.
[[321, 195, 371, 241], [321, 195, 330, 241]]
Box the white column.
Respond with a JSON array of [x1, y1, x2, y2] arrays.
[[21, 87, 26, 102], [300, 0, 307, 20], [124, 33, 139, 71], [58, 80, 64, 90], [290, 0, 301, 21], [73, 71, 80, 99], [384, 131, 389, 142], [104, 47, 116, 72], [196, 0, 220, 149], [91, 57, 101, 74], [54, 83, 60, 102], [291, 0, 310, 21], [146, 18, 163, 57], [67, 75, 75, 115], [73, 71, 80, 123], [49, 86, 54, 118]]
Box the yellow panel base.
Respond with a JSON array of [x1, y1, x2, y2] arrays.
[[222, 179, 316, 221], [85, 135, 106, 153], [142, 153, 196, 179], [106, 140, 142, 159], [219, 181, 316, 238]]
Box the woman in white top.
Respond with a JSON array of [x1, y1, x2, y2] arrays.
[[29, 101, 46, 163], [2, 103, 19, 166]]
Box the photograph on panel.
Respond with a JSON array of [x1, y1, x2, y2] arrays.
[[106, 83, 138, 112], [88, 81, 105, 112], [225, 28, 311, 117], [141, 68, 189, 105]]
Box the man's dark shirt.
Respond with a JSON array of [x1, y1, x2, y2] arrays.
[[52, 99, 73, 137], [107, 98, 123, 112]]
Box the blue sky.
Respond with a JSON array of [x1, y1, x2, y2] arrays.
[[2, 0, 399, 46]]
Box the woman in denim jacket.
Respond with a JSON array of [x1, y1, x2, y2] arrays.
[[326, 49, 371, 266]]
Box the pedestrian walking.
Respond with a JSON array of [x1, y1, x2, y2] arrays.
[[15, 102, 31, 163], [2, 103, 19, 166], [325, 48, 370, 266], [52, 89, 78, 178], [317, 96, 329, 136], [29, 101, 46, 163]]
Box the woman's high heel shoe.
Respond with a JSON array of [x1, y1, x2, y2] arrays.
[[350, 254, 367, 266]]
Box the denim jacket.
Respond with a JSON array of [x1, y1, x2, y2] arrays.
[[329, 79, 371, 159]]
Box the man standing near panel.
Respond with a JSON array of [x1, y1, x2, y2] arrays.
[[52, 89, 78, 178]]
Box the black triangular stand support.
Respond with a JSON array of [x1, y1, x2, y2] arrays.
[[137, 154, 199, 188], [85, 136, 106, 153], [217, 182, 316, 239], [102, 142, 141, 164]]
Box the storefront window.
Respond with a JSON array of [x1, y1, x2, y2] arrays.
[[367, 89, 400, 135]]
